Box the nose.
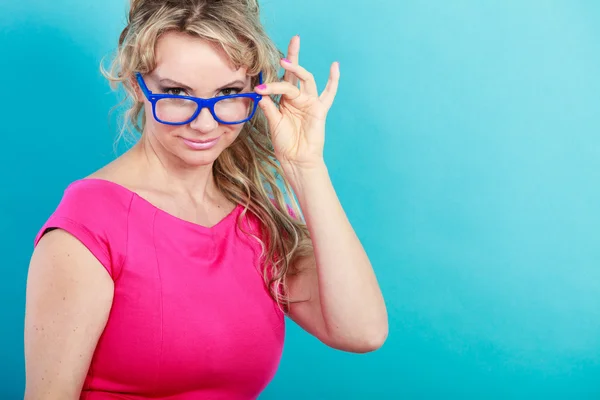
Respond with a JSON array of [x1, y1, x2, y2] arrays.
[[189, 107, 218, 133]]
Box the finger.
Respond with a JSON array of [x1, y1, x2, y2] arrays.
[[257, 94, 283, 128], [319, 62, 340, 109], [283, 35, 300, 86], [280, 58, 318, 96], [255, 81, 301, 101]]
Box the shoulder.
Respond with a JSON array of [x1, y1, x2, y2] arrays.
[[60, 178, 134, 213], [33, 179, 134, 279], [45, 179, 134, 234]]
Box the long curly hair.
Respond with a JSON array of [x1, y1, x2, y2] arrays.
[[101, 0, 313, 311]]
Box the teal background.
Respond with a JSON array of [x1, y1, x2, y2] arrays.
[[1, 0, 600, 398]]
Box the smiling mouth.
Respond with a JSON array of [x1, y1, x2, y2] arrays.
[[182, 137, 219, 143], [180, 136, 221, 150]]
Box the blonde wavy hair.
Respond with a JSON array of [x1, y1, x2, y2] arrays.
[[101, 0, 313, 311]]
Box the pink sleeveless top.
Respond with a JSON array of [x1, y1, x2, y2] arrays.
[[34, 179, 285, 399]]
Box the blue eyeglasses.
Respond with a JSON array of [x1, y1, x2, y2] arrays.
[[135, 72, 263, 125]]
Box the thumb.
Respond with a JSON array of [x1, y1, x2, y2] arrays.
[[257, 94, 282, 129]]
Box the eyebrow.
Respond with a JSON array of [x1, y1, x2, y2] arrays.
[[218, 79, 247, 89], [157, 77, 193, 92], [155, 75, 248, 93]]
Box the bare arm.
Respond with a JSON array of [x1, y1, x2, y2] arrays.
[[251, 36, 386, 353], [24, 229, 114, 400], [284, 162, 388, 353]]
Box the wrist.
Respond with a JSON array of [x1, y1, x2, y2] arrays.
[[280, 159, 330, 200], [281, 158, 328, 179]]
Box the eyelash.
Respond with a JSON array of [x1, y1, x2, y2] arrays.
[[159, 87, 244, 97], [161, 87, 187, 96], [219, 87, 243, 96]]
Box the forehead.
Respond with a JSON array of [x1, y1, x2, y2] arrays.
[[152, 31, 248, 85]]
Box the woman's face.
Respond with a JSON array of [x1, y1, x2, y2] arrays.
[[138, 31, 253, 167]]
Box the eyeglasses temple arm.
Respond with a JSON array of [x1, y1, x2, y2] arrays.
[[135, 72, 152, 95]]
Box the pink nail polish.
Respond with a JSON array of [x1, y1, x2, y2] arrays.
[[282, 58, 291, 63], [256, 84, 267, 90]]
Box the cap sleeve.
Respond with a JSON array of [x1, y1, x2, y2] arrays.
[[34, 179, 133, 279]]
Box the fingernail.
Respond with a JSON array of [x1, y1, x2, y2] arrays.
[[282, 58, 291, 63], [296, 34, 300, 38], [256, 84, 267, 90]]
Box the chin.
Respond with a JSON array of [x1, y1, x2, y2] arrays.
[[176, 147, 223, 167], [174, 137, 234, 167]]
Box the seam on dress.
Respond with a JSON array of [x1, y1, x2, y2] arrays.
[[151, 210, 164, 395], [114, 192, 134, 282]]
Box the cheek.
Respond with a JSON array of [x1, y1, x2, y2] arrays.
[[142, 101, 154, 122], [220, 124, 246, 145], [143, 106, 183, 138], [148, 120, 181, 140]]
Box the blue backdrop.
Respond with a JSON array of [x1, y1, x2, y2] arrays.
[[1, 0, 600, 398]]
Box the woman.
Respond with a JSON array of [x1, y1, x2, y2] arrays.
[[24, 0, 388, 398]]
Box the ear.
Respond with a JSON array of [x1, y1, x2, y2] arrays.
[[129, 75, 143, 103]]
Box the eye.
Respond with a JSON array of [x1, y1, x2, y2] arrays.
[[219, 87, 243, 96], [161, 87, 188, 96]]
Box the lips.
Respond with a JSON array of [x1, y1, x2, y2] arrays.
[[181, 136, 221, 150], [183, 137, 218, 143]]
